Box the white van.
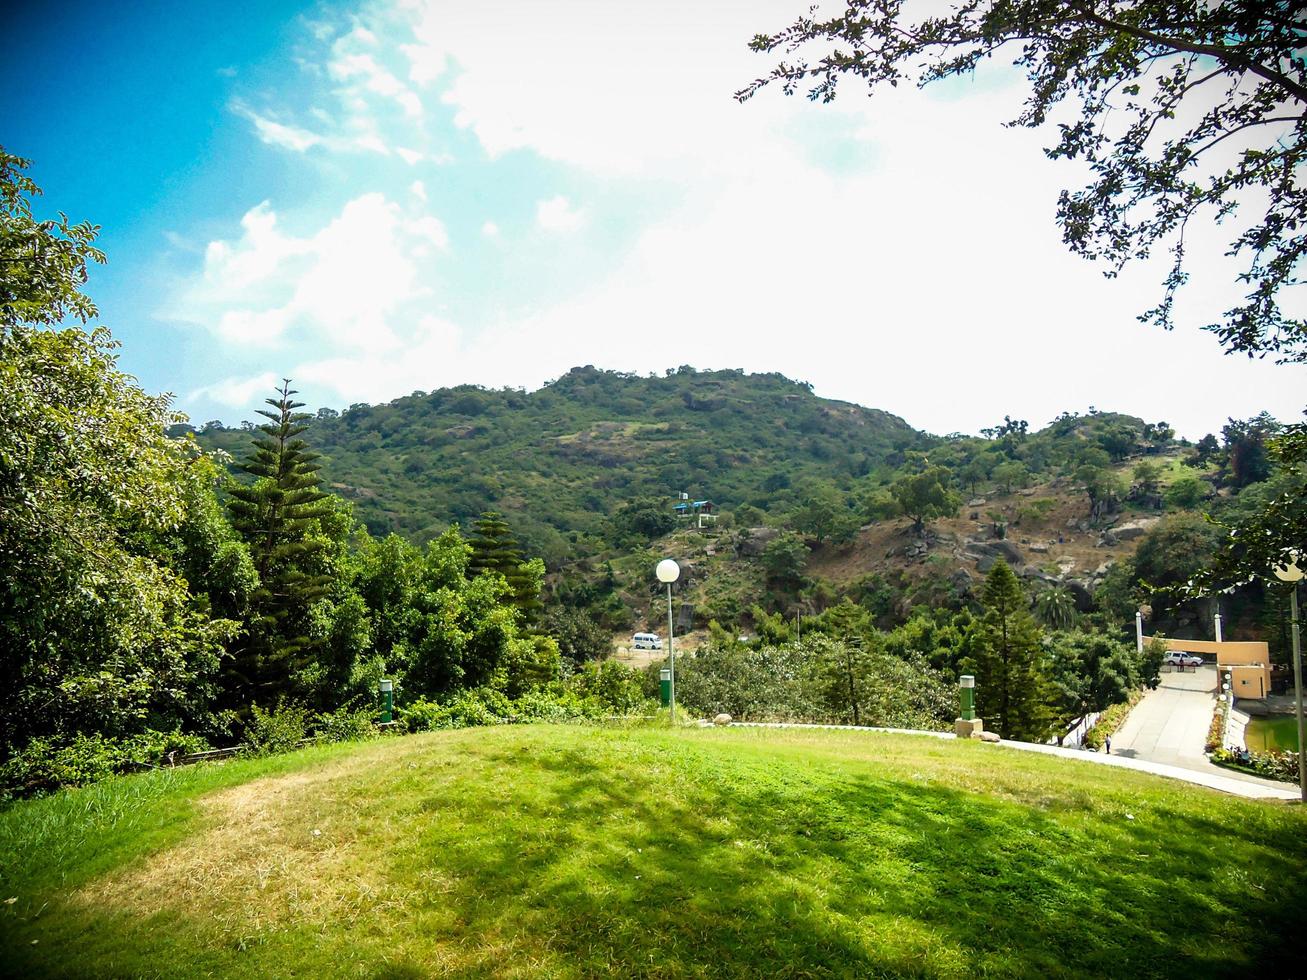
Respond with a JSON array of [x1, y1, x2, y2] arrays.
[[632, 632, 661, 650]]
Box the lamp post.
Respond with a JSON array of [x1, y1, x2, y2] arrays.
[[656, 558, 680, 723], [1272, 552, 1305, 802]]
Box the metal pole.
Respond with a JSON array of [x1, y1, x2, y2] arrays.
[[667, 581, 676, 724], [1290, 585, 1305, 803], [1135, 610, 1144, 654]]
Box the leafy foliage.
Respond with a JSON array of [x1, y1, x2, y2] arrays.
[[964, 561, 1054, 741], [889, 466, 959, 534], [739, 2, 1307, 361], [225, 381, 335, 708], [196, 366, 925, 557], [1, 160, 235, 762]]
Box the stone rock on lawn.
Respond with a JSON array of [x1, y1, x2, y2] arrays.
[[713, 713, 733, 726], [979, 731, 1002, 743]]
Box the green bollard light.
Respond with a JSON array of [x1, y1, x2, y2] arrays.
[[959, 675, 976, 721], [380, 678, 394, 724], [659, 668, 671, 708]]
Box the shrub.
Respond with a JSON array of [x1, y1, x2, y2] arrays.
[[1204, 699, 1229, 753], [314, 702, 379, 744], [398, 689, 515, 732], [1083, 690, 1144, 749], [1211, 747, 1300, 783], [569, 660, 649, 715], [660, 638, 953, 729], [245, 702, 312, 756], [0, 730, 208, 800]]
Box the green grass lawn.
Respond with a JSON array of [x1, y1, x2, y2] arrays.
[[2, 725, 1305, 978]]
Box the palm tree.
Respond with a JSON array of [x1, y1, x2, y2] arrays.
[[1034, 587, 1077, 630]]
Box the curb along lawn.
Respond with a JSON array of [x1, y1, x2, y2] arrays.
[[2, 724, 1304, 978]]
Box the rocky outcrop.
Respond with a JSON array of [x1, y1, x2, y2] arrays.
[[1110, 517, 1160, 541], [964, 539, 1024, 566], [735, 526, 779, 557]]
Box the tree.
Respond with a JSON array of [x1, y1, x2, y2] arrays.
[[992, 460, 1031, 495], [1221, 412, 1280, 488], [1130, 460, 1163, 506], [760, 531, 809, 589], [889, 466, 960, 535], [1034, 587, 1078, 630], [1045, 631, 1138, 733], [1199, 419, 1307, 592], [792, 482, 856, 544], [610, 496, 676, 544], [467, 511, 544, 625], [226, 381, 335, 707], [1, 149, 104, 325], [1163, 472, 1206, 509], [1, 154, 231, 756], [1075, 463, 1123, 521], [965, 561, 1053, 741], [739, 3, 1307, 361], [1192, 433, 1221, 466], [544, 608, 612, 664], [959, 457, 988, 494]]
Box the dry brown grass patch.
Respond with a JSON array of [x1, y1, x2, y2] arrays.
[[72, 744, 423, 942]]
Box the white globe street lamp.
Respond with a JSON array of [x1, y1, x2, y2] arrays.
[[1272, 551, 1304, 802], [656, 559, 680, 723]]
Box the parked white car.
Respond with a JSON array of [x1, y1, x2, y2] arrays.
[[1163, 651, 1204, 667]]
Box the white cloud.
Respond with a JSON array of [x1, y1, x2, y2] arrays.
[[329, 33, 423, 118], [234, 104, 324, 153], [535, 195, 583, 233], [410, 179, 427, 201], [481, 220, 500, 238], [189, 371, 279, 408], [396, 146, 423, 165], [175, 193, 449, 352]]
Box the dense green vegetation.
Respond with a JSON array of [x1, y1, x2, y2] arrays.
[[193, 365, 926, 560], [3, 725, 1305, 978]]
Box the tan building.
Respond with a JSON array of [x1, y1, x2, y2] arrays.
[[1149, 637, 1272, 701]]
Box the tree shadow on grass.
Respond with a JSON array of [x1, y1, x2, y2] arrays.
[[395, 743, 1306, 978]]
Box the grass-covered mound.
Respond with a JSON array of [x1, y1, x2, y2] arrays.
[[2, 725, 1304, 977]]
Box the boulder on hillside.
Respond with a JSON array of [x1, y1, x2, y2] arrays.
[[1111, 517, 1160, 541], [735, 526, 779, 557], [1062, 579, 1095, 611], [964, 539, 1023, 565], [1018, 566, 1059, 587]]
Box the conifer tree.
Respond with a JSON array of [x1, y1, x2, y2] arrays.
[[226, 380, 334, 706], [969, 560, 1053, 741], [467, 511, 543, 624]]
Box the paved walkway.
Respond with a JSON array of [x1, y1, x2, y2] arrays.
[[725, 716, 1300, 801], [1109, 665, 1294, 795]]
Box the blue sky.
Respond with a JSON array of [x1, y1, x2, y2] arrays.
[[5, 0, 1301, 437]]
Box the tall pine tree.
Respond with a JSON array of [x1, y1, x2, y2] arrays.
[[226, 380, 334, 707], [467, 511, 543, 625], [969, 560, 1053, 742]]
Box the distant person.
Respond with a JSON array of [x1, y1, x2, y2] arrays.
[[1105, 736, 1112, 755]]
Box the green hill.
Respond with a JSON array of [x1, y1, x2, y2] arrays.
[[2, 724, 1303, 977], [193, 367, 928, 560]]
